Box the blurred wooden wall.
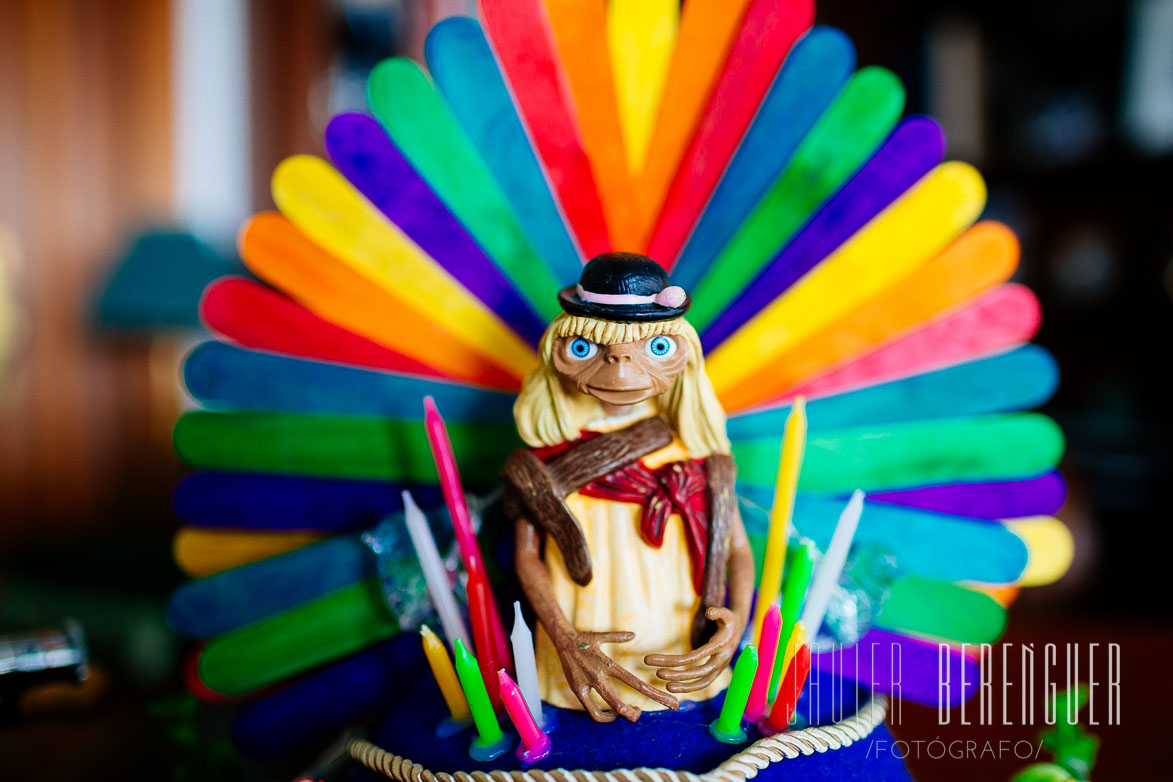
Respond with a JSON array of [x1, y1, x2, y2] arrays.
[[0, 0, 177, 542]]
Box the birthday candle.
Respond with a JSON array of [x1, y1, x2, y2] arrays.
[[403, 491, 471, 652], [469, 578, 503, 709], [498, 670, 552, 764], [751, 397, 807, 644], [453, 638, 507, 759], [420, 624, 471, 724], [423, 397, 511, 671], [776, 622, 807, 699], [800, 490, 864, 640], [763, 641, 812, 732], [744, 604, 781, 722], [770, 541, 815, 696], [709, 644, 759, 744], [510, 601, 543, 726]]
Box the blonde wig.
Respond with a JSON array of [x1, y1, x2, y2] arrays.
[[514, 314, 731, 458]]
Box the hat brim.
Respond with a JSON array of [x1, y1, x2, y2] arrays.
[[558, 286, 691, 323]]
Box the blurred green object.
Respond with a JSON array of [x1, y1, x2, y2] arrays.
[[1011, 685, 1099, 782], [91, 228, 242, 332]]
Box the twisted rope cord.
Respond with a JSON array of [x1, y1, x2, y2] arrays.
[[349, 696, 888, 782]]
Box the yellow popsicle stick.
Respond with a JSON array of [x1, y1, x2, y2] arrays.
[[421, 624, 471, 723], [707, 162, 987, 402], [543, 0, 637, 248], [635, 0, 752, 242], [173, 527, 325, 578], [607, 0, 679, 176], [1005, 517, 1074, 587], [720, 220, 1019, 412], [271, 155, 537, 379], [751, 397, 807, 644]]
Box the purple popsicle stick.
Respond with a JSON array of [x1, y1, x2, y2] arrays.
[[869, 472, 1067, 520], [811, 629, 980, 707], [702, 116, 947, 351], [324, 113, 545, 346]]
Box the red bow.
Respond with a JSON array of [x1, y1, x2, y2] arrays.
[[580, 459, 710, 593]]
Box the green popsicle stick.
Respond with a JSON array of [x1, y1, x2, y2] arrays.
[[198, 578, 397, 695], [174, 411, 519, 484], [733, 414, 1065, 493], [876, 577, 1007, 644], [367, 58, 562, 321], [688, 67, 906, 331]]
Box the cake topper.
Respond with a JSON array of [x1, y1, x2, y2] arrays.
[[505, 252, 755, 723]]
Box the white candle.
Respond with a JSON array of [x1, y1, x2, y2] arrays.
[[511, 600, 543, 725], [800, 490, 865, 641], [402, 490, 471, 652]]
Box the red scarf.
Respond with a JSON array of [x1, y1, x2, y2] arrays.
[[532, 431, 710, 593]]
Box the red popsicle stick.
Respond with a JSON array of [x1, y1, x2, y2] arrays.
[[201, 277, 444, 379], [643, 0, 814, 267], [480, 0, 611, 257]]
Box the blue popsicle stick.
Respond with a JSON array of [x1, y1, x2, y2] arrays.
[[726, 345, 1059, 439], [702, 116, 946, 350], [173, 472, 441, 531], [167, 504, 453, 639], [324, 113, 545, 347], [741, 493, 1029, 583], [184, 341, 517, 421], [231, 635, 423, 759], [167, 534, 372, 638], [670, 27, 855, 292], [425, 18, 583, 287]]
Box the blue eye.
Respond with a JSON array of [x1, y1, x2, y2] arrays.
[[646, 335, 677, 358], [567, 337, 598, 360]]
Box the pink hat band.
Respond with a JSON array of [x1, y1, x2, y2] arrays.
[[575, 284, 688, 309]]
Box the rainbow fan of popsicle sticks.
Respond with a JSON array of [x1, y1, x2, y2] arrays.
[[607, 0, 678, 177]]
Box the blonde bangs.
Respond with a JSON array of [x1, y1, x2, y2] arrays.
[[548, 315, 688, 347]]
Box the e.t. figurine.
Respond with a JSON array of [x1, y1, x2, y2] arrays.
[[505, 253, 755, 723]]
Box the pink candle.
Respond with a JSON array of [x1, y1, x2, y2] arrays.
[[423, 397, 512, 672], [498, 669, 551, 764], [744, 603, 781, 721]]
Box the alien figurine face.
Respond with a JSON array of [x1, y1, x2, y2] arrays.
[[550, 333, 690, 411]]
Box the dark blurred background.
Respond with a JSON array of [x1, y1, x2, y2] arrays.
[[0, 0, 1169, 779]]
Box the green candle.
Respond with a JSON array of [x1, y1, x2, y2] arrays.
[[453, 638, 509, 760], [710, 645, 759, 744], [770, 540, 816, 698]]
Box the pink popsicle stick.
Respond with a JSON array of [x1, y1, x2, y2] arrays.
[[499, 669, 551, 764], [643, 0, 814, 266], [761, 284, 1042, 407], [744, 604, 782, 722], [423, 397, 511, 672], [479, 0, 610, 257]]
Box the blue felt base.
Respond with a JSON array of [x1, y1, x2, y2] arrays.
[[352, 651, 911, 781]]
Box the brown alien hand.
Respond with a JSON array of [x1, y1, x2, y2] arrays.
[[557, 629, 680, 723], [644, 607, 740, 694]]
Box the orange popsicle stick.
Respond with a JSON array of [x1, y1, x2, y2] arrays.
[[633, 0, 754, 244], [543, 0, 637, 249], [719, 221, 1020, 412], [240, 213, 526, 391]]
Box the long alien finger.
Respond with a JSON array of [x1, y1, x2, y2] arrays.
[[607, 663, 680, 710]]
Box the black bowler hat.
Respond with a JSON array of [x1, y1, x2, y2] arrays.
[[558, 252, 691, 322]]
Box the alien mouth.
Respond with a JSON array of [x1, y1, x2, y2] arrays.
[[587, 385, 653, 396]]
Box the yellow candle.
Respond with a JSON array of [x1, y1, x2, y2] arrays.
[[751, 396, 807, 644], [421, 624, 470, 723], [778, 622, 808, 688]]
